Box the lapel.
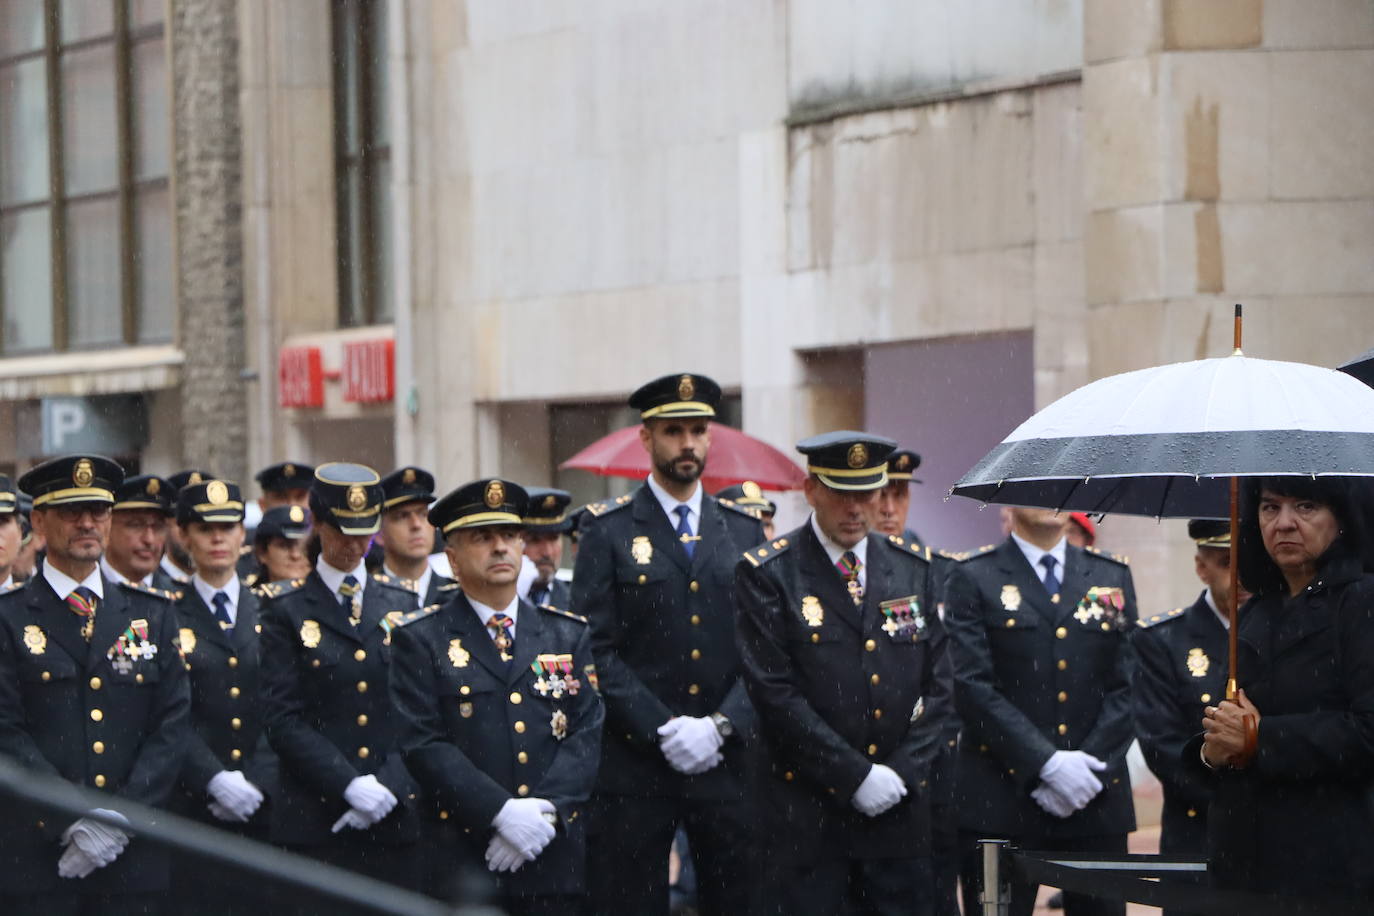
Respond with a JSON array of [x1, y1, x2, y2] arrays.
[[28, 577, 89, 667], [1186, 592, 1228, 647], [631, 485, 690, 573], [687, 496, 724, 579], [182, 587, 234, 651], [1055, 545, 1094, 624], [232, 587, 260, 651], [302, 574, 363, 645], [799, 524, 863, 635], [507, 598, 544, 686], [445, 593, 508, 679], [995, 539, 1058, 625], [88, 580, 133, 671]]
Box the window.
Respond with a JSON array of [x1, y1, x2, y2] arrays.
[[0, 0, 171, 355], [333, 0, 392, 328]]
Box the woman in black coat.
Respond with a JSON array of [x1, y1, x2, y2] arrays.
[[1191, 476, 1374, 901]]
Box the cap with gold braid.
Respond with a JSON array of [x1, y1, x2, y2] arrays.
[[168, 469, 213, 493], [380, 465, 436, 510], [114, 475, 175, 515], [628, 372, 721, 421], [796, 431, 897, 492], [310, 463, 383, 535], [429, 479, 529, 535], [886, 449, 923, 484], [177, 479, 245, 525], [716, 481, 776, 517], [255, 461, 315, 495], [0, 475, 17, 515], [255, 504, 311, 542], [523, 487, 574, 534], [20, 455, 124, 508], [1188, 518, 1231, 550]]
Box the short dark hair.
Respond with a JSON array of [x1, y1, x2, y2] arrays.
[[1237, 476, 1374, 597]]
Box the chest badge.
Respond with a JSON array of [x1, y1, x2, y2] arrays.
[[551, 708, 569, 741], [22, 625, 45, 655], [631, 536, 653, 565], [179, 628, 197, 655], [448, 638, 471, 668], [801, 595, 824, 628], [459, 702, 474, 718], [1187, 648, 1209, 678], [1001, 585, 1021, 612], [300, 619, 322, 649]]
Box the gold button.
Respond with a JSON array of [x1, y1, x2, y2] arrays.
[[637, 575, 647, 585], [228, 657, 239, 668], [514, 721, 526, 734], [688, 684, 700, 695], [1008, 768, 1016, 776], [439, 810, 449, 820], [689, 581, 700, 592], [460, 685, 471, 696], [230, 749, 242, 762], [517, 751, 528, 764], [870, 674, 880, 685], [36, 821, 44, 829], [41, 671, 51, 682], [356, 681, 368, 693], [784, 771, 794, 781], [229, 686, 241, 698], [89, 677, 102, 690], [1057, 724, 1068, 735], [873, 709, 883, 720], [1055, 627, 1067, 639], [94, 774, 106, 788], [1201, 693, 1211, 703], [690, 649, 701, 660], [980, 744, 989, 752], [1057, 659, 1067, 670], [354, 649, 367, 662], [1057, 691, 1068, 703], [357, 747, 370, 759], [357, 714, 369, 726], [135, 673, 144, 684], [811, 633, 820, 643], [92, 741, 105, 754], [185, 663, 192, 671], [231, 718, 242, 730], [867, 744, 878, 755], [690, 615, 701, 626], [1005, 618, 1015, 627], [311, 659, 320, 668], [1112, 777, 1120, 784], [90, 709, 103, 722], [517, 784, 529, 796], [509, 692, 522, 704], [919, 780, 928, 788], [1101, 622, 1111, 632], [948, 739, 957, 747], [865, 639, 876, 651], [1187, 807, 1197, 818]]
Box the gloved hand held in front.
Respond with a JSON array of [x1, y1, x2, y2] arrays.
[[657, 716, 724, 775], [1038, 750, 1107, 810], [851, 763, 908, 817], [484, 834, 530, 873], [1031, 783, 1076, 819], [330, 808, 373, 834], [58, 811, 130, 878], [491, 797, 557, 859], [342, 774, 397, 821], [207, 770, 265, 823]]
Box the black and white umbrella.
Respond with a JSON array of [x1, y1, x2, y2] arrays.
[[1338, 346, 1374, 389]]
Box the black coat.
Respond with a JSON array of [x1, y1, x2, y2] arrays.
[[1131, 592, 1229, 856], [391, 595, 604, 896], [570, 486, 764, 799], [259, 572, 420, 847], [423, 573, 458, 609], [1182, 554, 1374, 898], [945, 538, 1138, 838], [734, 523, 952, 864], [0, 576, 190, 896]]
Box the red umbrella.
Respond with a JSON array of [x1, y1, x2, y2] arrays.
[[559, 423, 807, 491]]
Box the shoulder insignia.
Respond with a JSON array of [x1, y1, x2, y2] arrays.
[[583, 495, 632, 519], [238, 545, 253, 557], [437, 581, 461, 592], [371, 572, 418, 592], [716, 498, 761, 520], [742, 537, 791, 568], [393, 603, 443, 628], [117, 580, 176, 601], [1084, 545, 1131, 566], [884, 534, 930, 560], [257, 577, 308, 600], [1136, 607, 1186, 629], [936, 548, 968, 561], [963, 544, 999, 562], [538, 604, 588, 624], [0, 581, 25, 599]]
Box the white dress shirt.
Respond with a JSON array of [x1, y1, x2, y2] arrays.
[[193, 574, 241, 626], [469, 594, 520, 640], [44, 561, 105, 602], [1011, 532, 1067, 591], [809, 514, 868, 589], [316, 556, 368, 604], [646, 475, 703, 540]]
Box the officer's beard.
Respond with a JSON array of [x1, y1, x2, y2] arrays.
[[655, 451, 704, 486]]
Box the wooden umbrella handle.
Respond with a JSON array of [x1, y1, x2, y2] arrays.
[[1236, 713, 1259, 768]]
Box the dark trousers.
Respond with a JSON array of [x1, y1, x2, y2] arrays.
[[760, 856, 933, 916], [587, 794, 752, 916], [958, 830, 1128, 916], [929, 802, 960, 916]]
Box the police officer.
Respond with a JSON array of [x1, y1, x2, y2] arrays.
[[523, 487, 574, 610], [159, 469, 213, 589], [734, 432, 951, 915], [0, 475, 24, 589], [258, 462, 421, 893], [872, 449, 922, 545], [0, 455, 190, 914], [1132, 520, 1235, 914], [716, 481, 776, 541], [245, 505, 312, 592], [99, 475, 174, 588], [945, 507, 1138, 916], [237, 462, 315, 579], [573, 372, 765, 915], [378, 466, 455, 607], [391, 478, 605, 913]]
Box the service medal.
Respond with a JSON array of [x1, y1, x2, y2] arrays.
[[631, 536, 653, 565], [583, 663, 599, 692], [551, 709, 569, 741], [179, 627, 196, 655], [22, 625, 45, 656], [300, 619, 322, 649], [459, 702, 474, 718], [1001, 585, 1021, 611], [448, 638, 471, 668], [910, 696, 925, 722], [1187, 648, 1209, 678], [801, 595, 824, 628]]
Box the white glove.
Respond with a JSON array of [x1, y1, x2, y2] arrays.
[[1038, 751, 1107, 810], [1031, 783, 1076, 819], [491, 798, 557, 858], [851, 763, 908, 817], [657, 716, 724, 775], [61, 813, 129, 873], [330, 808, 372, 834], [485, 834, 529, 873], [58, 843, 100, 879], [343, 774, 397, 822], [207, 770, 264, 822]]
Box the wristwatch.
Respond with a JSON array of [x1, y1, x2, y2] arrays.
[[710, 712, 734, 740]]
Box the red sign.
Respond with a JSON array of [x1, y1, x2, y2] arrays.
[[278, 346, 324, 408], [343, 339, 395, 403]]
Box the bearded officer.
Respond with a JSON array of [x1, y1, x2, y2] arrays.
[[573, 372, 765, 915], [0, 455, 190, 914], [734, 432, 950, 915], [391, 478, 604, 913], [523, 488, 575, 610], [378, 466, 455, 608], [946, 507, 1138, 916]]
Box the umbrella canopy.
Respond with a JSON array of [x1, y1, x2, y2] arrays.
[[1338, 346, 1374, 388], [953, 355, 1374, 518], [560, 423, 807, 492]]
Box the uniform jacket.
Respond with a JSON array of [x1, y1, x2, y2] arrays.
[[734, 523, 952, 864], [945, 538, 1138, 838], [571, 485, 764, 799], [152, 564, 189, 594], [391, 594, 604, 896], [0, 575, 190, 895], [1131, 592, 1228, 856], [1182, 552, 1374, 898], [259, 572, 420, 847]]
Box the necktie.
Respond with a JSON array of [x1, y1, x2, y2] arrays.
[[528, 581, 548, 606], [837, 551, 864, 606], [1040, 555, 1061, 600], [67, 586, 99, 642], [339, 575, 362, 626], [488, 614, 516, 662], [212, 591, 233, 633], [674, 505, 696, 559]]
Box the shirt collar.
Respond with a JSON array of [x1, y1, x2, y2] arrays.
[[160, 555, 190, 582], [1011, 532, 1066, 575], [809, 514, 868, 568], [44, 561, 104, 602], [1203, 587, 1230, 630], [469, 593, 520, 636], [193, 574, 241, 613], [645, 475, 703, 527], [316, 556, 367, 599], [100, 555, 152, 588]]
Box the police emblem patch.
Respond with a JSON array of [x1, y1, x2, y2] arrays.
[[346, 485, 368, 511], [847, 443, 868, 469], [300, 619, 322, 648], [484, 480, 505, 509], [1187, 648, 1209, 678], [22, 625, 45, 655], [73, 459, 94, 487]]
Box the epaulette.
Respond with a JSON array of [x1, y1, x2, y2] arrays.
[[0, 581, 25, 598], [716, 497, 762, 520], [1137, 607, 1185, 629], [963, 544, 999, 561], [582, 494, 632, 518], [437, 581, 461, 593], [742, 536, 792, 567], [884, 533, 931, 561], [238, 544, 253, 557], [118, 580, 177, 601], [936, 548, 970, 562], [393, 603, 443, 628], [256, 577, 308, 600], [538, 604, 588, 624], [371, 572, 416, 592], [243, 572, 260, 588], [1084, 545, 1131, 565]]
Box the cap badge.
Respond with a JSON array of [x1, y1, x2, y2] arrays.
[[631, 536, 653, 565], [802, 595, 824, 628], [402, 468, 416, 485], [346, 485, 368, 511], [742, 481, 762, 499], [896, 455, 911, 470], [73, 459, 94, 488], [678, 374, 695, 401], [484, 480, 505, 509], [284, 463, 296, 477], [1187, 648, 1209, 678], [147, 478, 160, 495], [289, 505, 305, 523], [206, 480, 229, 505], [543, 494, 557, 510], [847, 443, 869, 469], [189, 472, 203, 485]]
